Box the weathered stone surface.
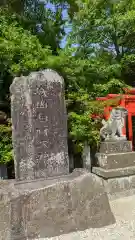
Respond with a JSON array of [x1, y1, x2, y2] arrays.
[[10, 70, 69, 180], [93, 140, 135, 200], [95, 152, 135, 169], [99, 141, 132, 154], [82, 142, 91, 171], [0, 172, 115, 240], [92, 166, 135, 179], [34, 195, 135, 240], [0, 181, 15, 240], [0, 200, 11, 240], [103, 175, 135, 200], [93, 140, 135, 196]]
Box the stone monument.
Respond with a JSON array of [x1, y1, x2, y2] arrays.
[[92, 107, 135, 197], [0, 70, 116, 239], [10, 70, 69, 180]]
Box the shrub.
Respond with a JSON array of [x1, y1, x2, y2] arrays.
[[0, 119, 13, 164]]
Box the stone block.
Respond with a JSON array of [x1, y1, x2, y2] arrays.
[[96, 152, 135, 169], [0, 201, 11, 240], [103, 175, 135, 200], [92, 166, 135, 179], [0, 181, 15, 240], [0, 172, 115, 240], [99, 141, 132, 154], [69, 174, 113, 230]]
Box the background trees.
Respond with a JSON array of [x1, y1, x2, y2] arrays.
[[71, 0, 135, 89]]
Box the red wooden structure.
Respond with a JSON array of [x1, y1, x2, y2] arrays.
[[96, 88, 135, 148]]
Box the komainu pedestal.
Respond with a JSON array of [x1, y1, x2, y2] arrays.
[[93, 141, 135, 178], [92, 140, 135, 199]]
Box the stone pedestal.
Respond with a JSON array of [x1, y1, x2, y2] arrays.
[[94, 141, 135, 173], [0, 171, 115, 240], [99, 141, 132, 154], [92, 141, 135, 197], [95, 151, 135, 170]]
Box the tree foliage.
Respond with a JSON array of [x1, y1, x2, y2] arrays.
[[0, 11, 53, 75], [71, 0, 135, 86], [0, 0, 78, 54], [0, 120, 13, 164]]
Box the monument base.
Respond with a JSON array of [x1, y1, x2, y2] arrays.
[[0, 170, 114, 240]]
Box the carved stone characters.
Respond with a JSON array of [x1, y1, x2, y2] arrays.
[[100, 107, 128, 141], [10, 70, 69, 180]]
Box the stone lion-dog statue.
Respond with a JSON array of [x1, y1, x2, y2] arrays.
[[100, 107, 128, 141]]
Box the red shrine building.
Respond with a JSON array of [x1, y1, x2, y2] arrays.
[[96, 88, 135, 149]]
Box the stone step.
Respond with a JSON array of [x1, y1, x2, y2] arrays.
[[92, 166, 135, 179], [96, 152, 135, 169], [99, 141, 132, 154]]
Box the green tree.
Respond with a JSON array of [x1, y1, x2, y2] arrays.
[[0, 11, 52, 76], [0, 0, 78, 55], [71, 0, 135, 88]]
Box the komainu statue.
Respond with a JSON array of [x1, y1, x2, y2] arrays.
[[100, 107, 128, 141]]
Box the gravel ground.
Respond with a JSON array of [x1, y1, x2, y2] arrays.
[[36, 195, 135, 240]]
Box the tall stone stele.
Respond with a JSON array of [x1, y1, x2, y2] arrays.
[[10, 70, 69, 180]]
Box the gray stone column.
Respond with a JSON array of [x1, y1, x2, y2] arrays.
[[82, 142, 91, 172]]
